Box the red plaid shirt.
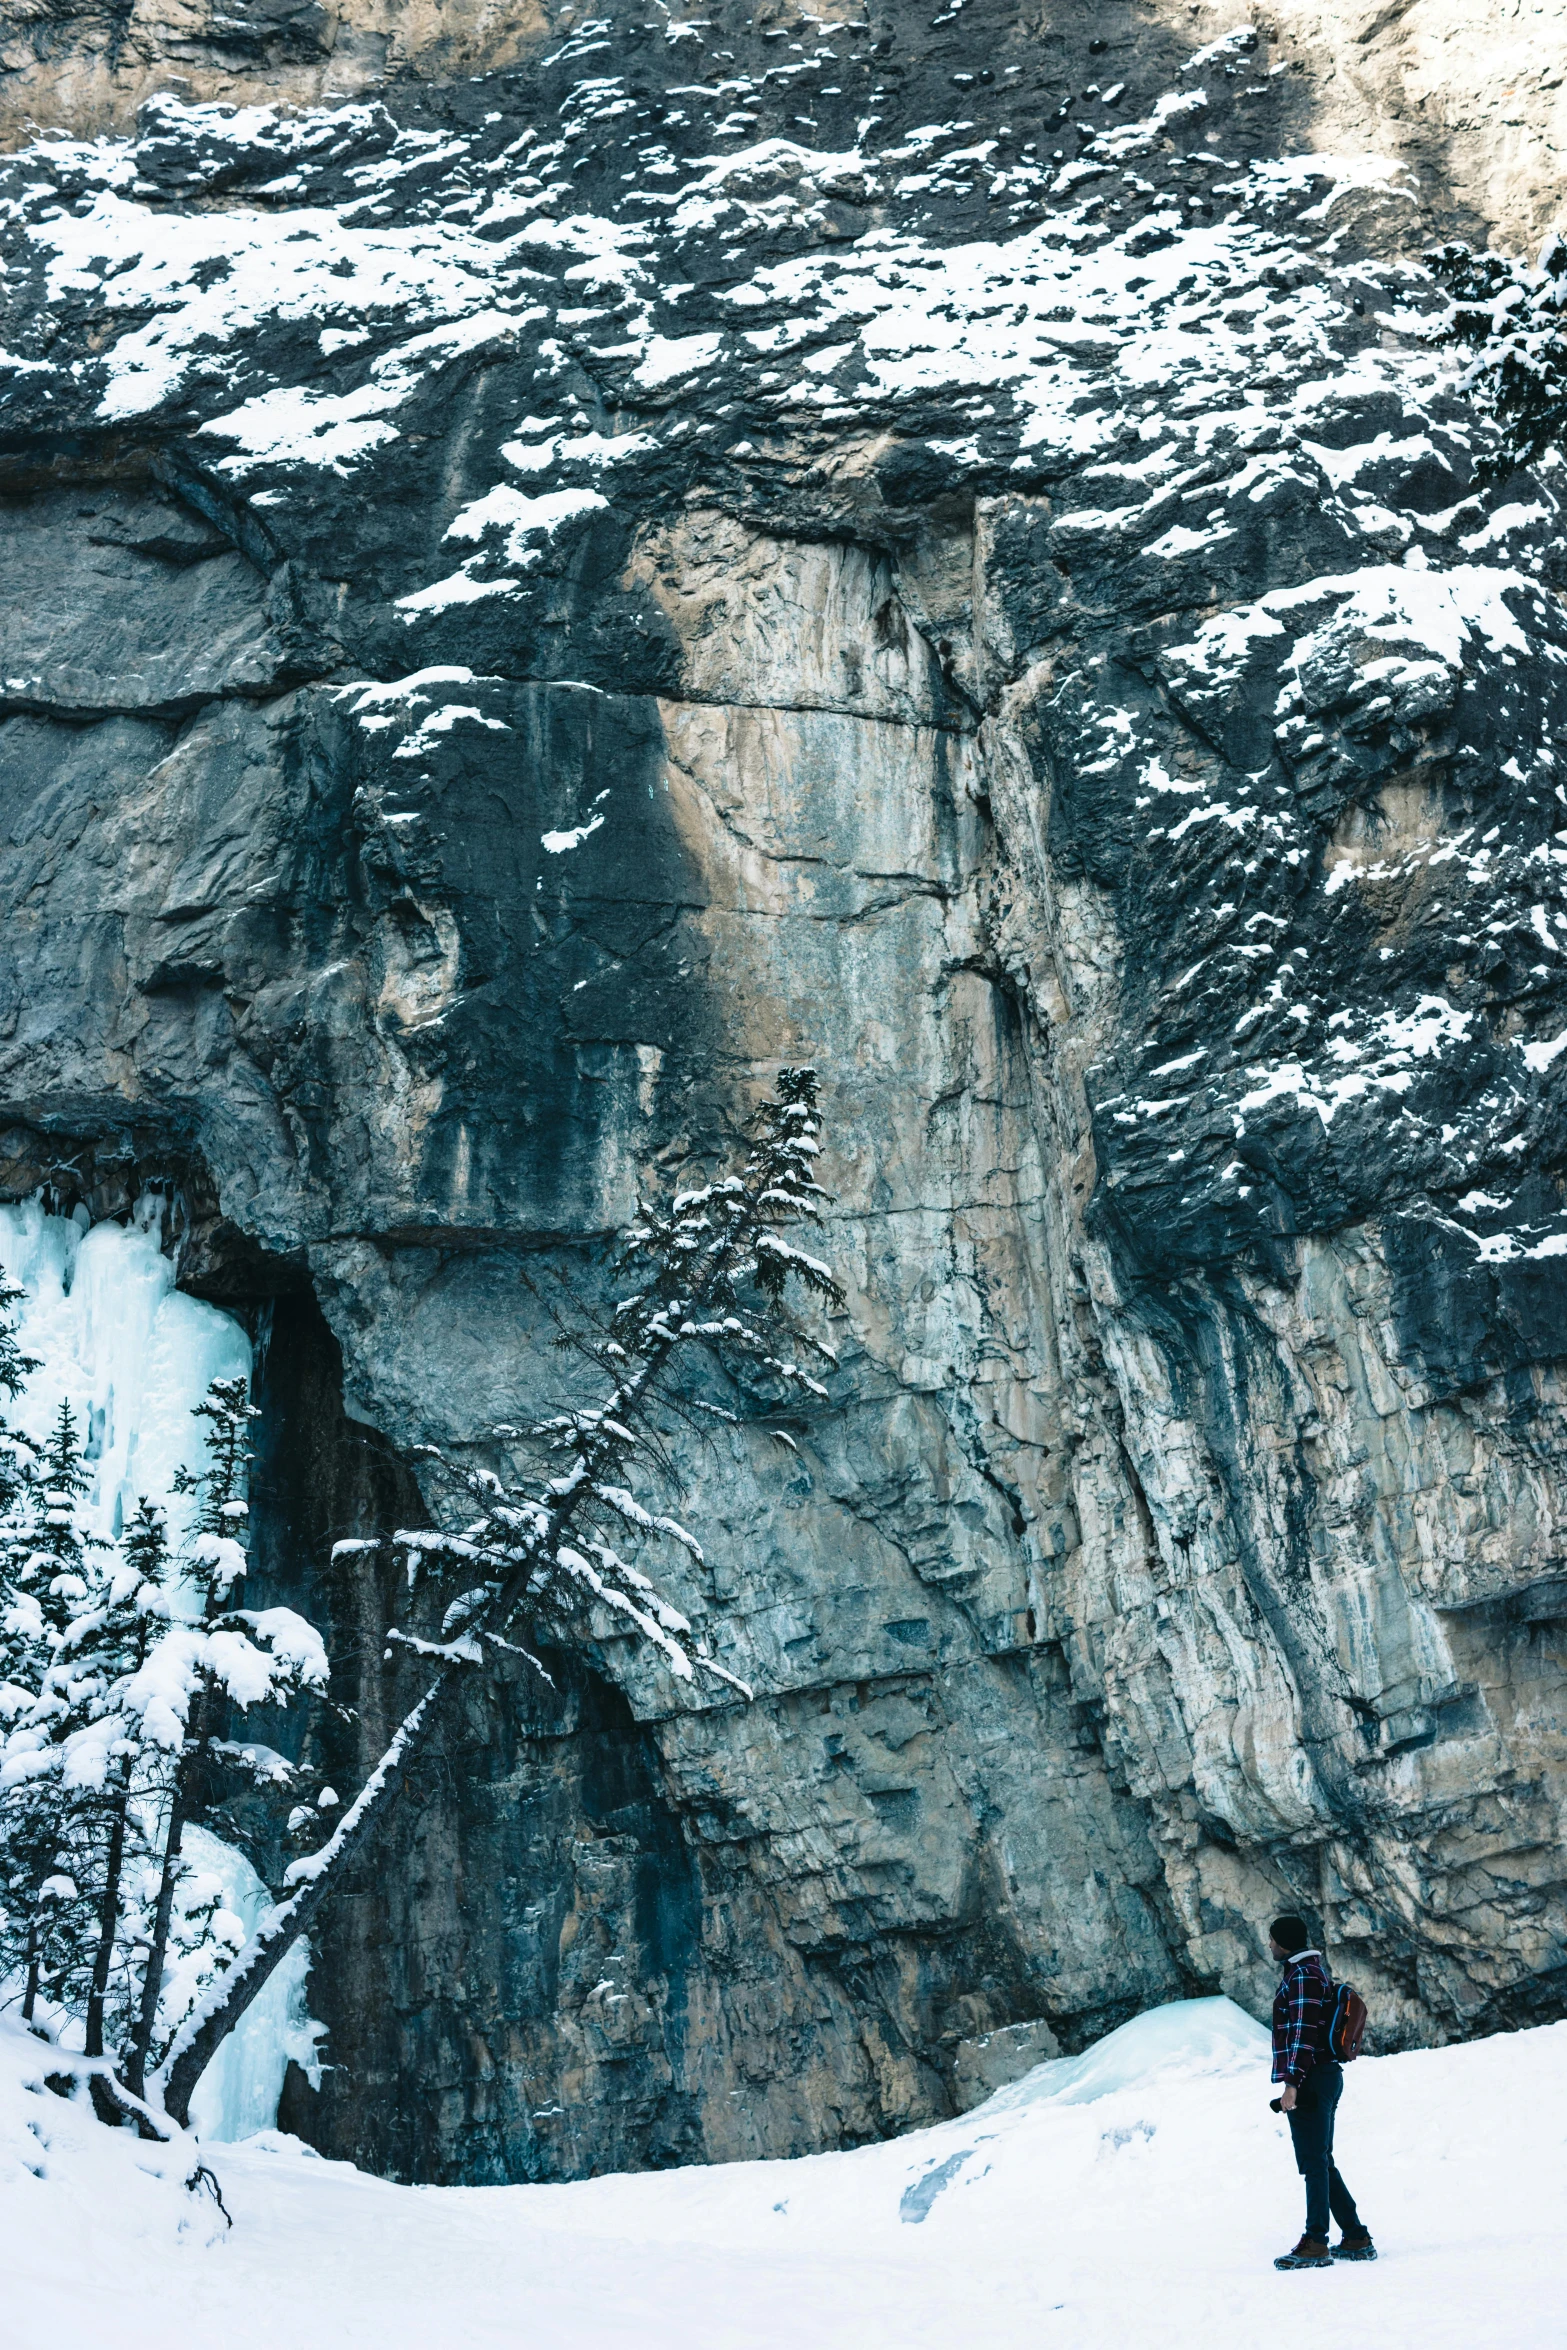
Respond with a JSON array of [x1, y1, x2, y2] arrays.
[[1272, 1950, 1332, 2083]]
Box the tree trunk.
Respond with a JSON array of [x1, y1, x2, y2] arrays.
[[159, 1670, 455, 2126], [86, 1759, 133, 2061], [21, 1911, 39, 2024], [124, 1746, 194, 2100]]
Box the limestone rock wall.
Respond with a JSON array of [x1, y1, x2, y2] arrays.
[[1, 0, 1564, 2180]]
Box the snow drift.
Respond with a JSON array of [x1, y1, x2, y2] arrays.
[[3, 1998, 1564, 2350]]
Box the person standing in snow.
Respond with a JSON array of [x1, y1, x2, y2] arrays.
[[1267, 1914, 1377, 2270]]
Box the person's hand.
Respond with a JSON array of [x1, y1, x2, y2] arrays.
[[1279, 2083, 1298, 2113]]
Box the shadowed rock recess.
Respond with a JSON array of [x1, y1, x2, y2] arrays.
[[3, 0, 1566, 2182]]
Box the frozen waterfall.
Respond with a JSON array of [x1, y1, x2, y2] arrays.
[[0, 1193, 248, 1549], [0, 1194, 321, 2141]]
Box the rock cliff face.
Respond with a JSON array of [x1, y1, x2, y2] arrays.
[[2, 0, 1566, 2183]]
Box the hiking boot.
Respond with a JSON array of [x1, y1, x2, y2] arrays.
[[1274, 2236, 1331, 2270], [1332, 2229, 1377, 2262]]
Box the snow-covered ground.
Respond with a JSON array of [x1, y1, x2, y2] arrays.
[[5, 1998, 1563, 2350]]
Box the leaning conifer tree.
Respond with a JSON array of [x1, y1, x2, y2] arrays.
[[158, 1065, 842, 2127]]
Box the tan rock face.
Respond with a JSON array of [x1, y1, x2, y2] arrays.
[[0, 0, 556, 149], [1170, 0, 1567, 251], [1, 0, 1564, 2180]]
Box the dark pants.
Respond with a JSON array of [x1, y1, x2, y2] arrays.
[[1286, 2061, 1363, 2242]]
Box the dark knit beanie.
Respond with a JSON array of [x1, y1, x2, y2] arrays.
[[1270, 1914, 1311, 1955]]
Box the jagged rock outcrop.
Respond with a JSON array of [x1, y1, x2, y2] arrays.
[[2, 0, 1565, 2182]]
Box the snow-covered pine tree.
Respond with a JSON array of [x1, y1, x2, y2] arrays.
[[158, 1065, 843, 2127], [1, 1429, 187, 2046], [175, 1376, 260, 1574], [0, 1273, 43, 1717], [0, 1272, 38, 1517], [30, 1400, 100, 1637], [68, 1500, 174, 2064], [0, 1498, 174, 2115], [0, 1398, 110, 2022], [0, 1274, 45, 2025], [124, 1377, 327, 2099], [0, 1285, 323, 2135]]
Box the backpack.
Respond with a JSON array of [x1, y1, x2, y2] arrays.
[[1327, 1981, 1368, 2062]]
